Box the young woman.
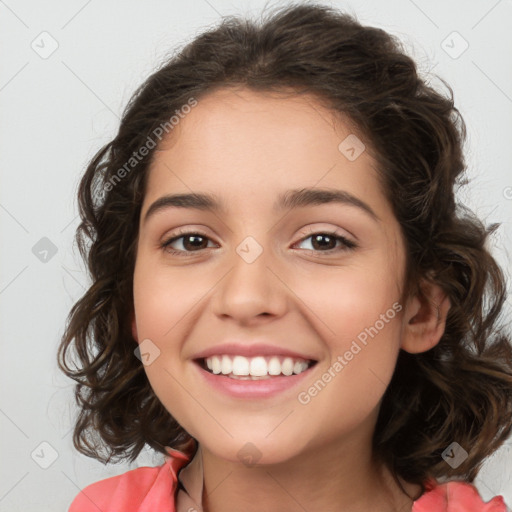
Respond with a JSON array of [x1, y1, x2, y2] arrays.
[[59, 4, 512, 511]]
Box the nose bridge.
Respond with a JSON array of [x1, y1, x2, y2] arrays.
[[212, 232, 286, 321]]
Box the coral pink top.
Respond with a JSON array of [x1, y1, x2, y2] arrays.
[[68, 444, 508, 512]]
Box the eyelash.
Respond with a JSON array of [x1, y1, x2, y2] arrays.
[[160, 227, 358, 257]]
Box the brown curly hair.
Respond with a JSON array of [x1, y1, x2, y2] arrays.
[[58, 1, 512, 500]]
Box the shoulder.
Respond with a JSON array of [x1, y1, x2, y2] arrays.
[[413, 478, 509, 512], [68, 448, 191, 512]]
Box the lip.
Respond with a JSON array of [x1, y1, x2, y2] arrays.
[[192, 359, 318, 399], [191, 342, 318, 361]]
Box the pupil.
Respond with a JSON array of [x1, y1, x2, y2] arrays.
[[184, 235, 207, 250], [312, 234, 335, 250]]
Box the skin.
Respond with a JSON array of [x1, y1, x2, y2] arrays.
[[131, 87, 451, 512]]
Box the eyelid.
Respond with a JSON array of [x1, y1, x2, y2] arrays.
[[298, 225, 346, 237], [161, 226, 213, 242], [160, 225, 353, 245], [295, 225, 356, 245], [160, 227, 214, 246]]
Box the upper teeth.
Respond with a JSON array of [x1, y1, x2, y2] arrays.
[[205, 355, 310, 377]]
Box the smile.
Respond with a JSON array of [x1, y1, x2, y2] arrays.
[[193, 356, 318, 399], [200, 354, 315, 378]]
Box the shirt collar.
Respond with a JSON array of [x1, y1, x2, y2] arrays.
[[171, 443, 442, 511], [175, 440, 204, 512]]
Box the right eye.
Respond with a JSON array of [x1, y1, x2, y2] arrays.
[[160, 230, 218, 256]]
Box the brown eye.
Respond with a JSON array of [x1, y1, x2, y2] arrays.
[[295, 231, 357, 253], [161, 231, 216, 255]]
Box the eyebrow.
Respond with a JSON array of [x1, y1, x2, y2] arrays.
[[143, 187, 380, 224]]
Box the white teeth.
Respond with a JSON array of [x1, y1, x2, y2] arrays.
[[249, 356, 267, 377], [203, 354, 311, 377], [211, 356, 222, 374], [293, 360, 303, 374], [281, 358, 294, 376], [268, 356, 281, 376], [221, 355, 232, 375], [232, 355, 250, 376]]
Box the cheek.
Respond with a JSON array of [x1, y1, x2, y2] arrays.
[[132, 263, 196, 431], [292, 259, 403, 409], [295, 257, 402, 342], [132, 262, 209, 417], [133, 261, 207, 341]]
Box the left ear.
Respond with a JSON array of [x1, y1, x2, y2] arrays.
[[400, 278, 451, 354]]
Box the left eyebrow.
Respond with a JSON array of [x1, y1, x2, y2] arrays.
[[275, 187, 380, 222], [142, 187, 380, 224]]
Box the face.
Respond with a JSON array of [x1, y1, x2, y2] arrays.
[[132, 87, 409, 465]]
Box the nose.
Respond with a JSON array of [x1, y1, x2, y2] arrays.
[[211, 238, 288, 325]]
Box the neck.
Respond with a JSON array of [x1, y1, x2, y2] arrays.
[[199, 422, 418, 512]]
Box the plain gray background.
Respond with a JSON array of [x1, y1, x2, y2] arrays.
[[1, 0, 511, 510]]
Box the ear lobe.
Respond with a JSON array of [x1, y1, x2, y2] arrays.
[[401, 280, 451, 354]]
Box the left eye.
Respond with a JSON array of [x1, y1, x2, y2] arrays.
[[295, 231, 357, 252]]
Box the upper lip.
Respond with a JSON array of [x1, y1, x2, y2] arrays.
[[191, 343, 318, 361]]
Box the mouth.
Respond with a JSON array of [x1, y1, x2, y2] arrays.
[[192, 354, 319, 399], [194, 355, 318, 380]]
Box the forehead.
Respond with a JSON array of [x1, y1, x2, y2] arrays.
[[143, 87, 390, 223], [157, 87, 356, 156]]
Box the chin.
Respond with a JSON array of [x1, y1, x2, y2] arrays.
[[199, 433, 308, 467]]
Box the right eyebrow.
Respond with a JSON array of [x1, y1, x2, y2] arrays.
[[143, 192, 227, 225]]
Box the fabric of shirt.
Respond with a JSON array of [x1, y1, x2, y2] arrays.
[[68, 443, 509, 512]]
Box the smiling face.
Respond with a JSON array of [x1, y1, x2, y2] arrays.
[[132, 86, 410, 466]]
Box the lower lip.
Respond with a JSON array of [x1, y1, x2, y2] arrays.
[[193, 360, 316, 399]]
